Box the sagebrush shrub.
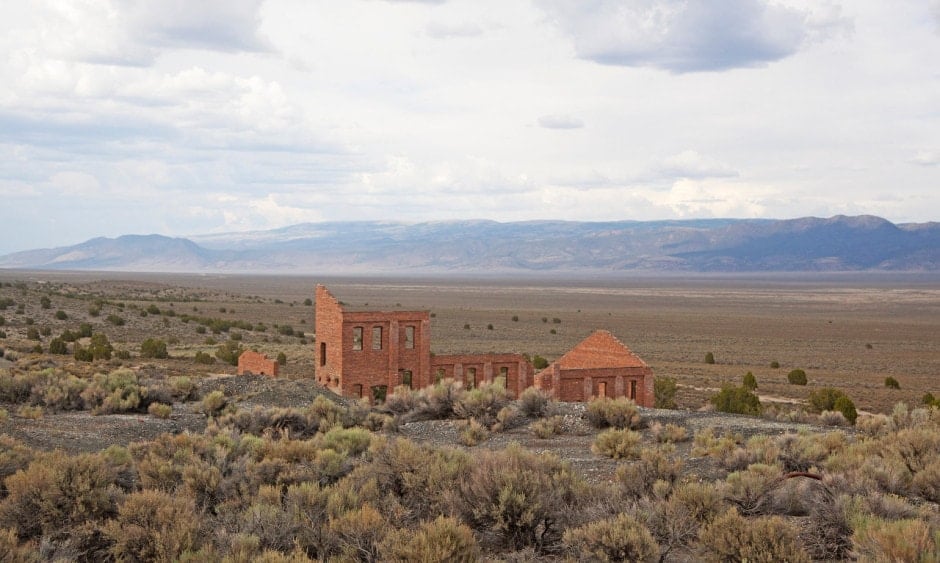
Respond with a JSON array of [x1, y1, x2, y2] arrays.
[[563, 513, 659, 562], [103, 489, 201, 561], [884, 377, 900, 390], [698, 508, 810, 562], [592, 428, 642, 460], [585, 397, 642, 429], [457, 444, 586, 550], [724, 463, 781, 516], [518, 386, 553, 418], [459, 419, 488, 446], [614, 447, 683, 500], [454, 381, 511, 427], [148, 402, 172, 419], [851, 516, 939, 563], [379, 516, 480, 562], [742, 372, 757, 391], [531, 415, 564, 439], [201, 390, 227, 416], [0, 452, 121, 540], [649, 422, 689, 443]]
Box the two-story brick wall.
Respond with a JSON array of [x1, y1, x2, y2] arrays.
[[315, 285, 431, 402]]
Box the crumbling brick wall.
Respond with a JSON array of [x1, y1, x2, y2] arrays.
[[237, 350, 279, 377], [431, 353, 534, 397]]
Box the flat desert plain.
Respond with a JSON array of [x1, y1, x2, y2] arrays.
[[6, 270, 935, 416]]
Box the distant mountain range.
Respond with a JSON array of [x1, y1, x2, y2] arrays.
[[2, 215, 939, 273]]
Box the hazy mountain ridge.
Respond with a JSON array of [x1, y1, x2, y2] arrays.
[[2, 216, 938, 273]]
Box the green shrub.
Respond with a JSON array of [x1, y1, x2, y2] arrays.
[[78, 323, 92, 337], [705, 352, 715, 364], [698, 508, 810, 562], [654, 376, 678, 409], [586, 397, 642, 429], [54, 310, 67, 320], [140, 338, 169, 359], [808, 387, 857, 424], [511, 315, 519, 322], [787, 369, 808, 385], [532, 355, 549, 370], [742, 371, 757, 391], [16, 406, 42, 419], [48, 337, 68, 355], [25, 327, 39, 341], [770, 360, 780, 369], [563, 513, 659, 562], [194, 351, 215, 365], [710, 385, 762, 416], [592, 428, 642, 459], [39, 296, 51, 309], [884, 377, 900, 389], [106, 314, 125, 326], [215, 340, 244, 366], [276, 352, 287, 366]]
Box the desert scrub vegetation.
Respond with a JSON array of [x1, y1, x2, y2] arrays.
[[787, 368, 808, 385], [710, 384, 762, 416], [653, 376, 677, 409], [0, 366, 188, 414], [585, 396, 642, 429], [808, 387, 858, 424]]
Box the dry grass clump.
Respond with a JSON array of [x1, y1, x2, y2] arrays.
[[585, 397, 642, 429], [147, 402, 172, 419]]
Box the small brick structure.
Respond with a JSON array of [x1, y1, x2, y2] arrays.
[[237, 350, 279, 377], [534, 330, 654, 406], [314, 285, 651, 406]]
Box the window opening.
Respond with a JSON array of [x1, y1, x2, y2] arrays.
[[352, 327, 363, 350], [404, 326, 415, 349], [372, 326, 383, 350]]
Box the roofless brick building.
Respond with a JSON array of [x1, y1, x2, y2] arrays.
[[314, 284, 653, 406]]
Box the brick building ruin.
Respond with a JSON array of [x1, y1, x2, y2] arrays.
[[237, 350, 279, 377], [314, 284, 653, 406], [533, 330, 654, 405]]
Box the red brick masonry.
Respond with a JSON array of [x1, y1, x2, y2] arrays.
[[314, 285, 652, 406], [534, 330, 654, 407], [237, 350, 279, 377]]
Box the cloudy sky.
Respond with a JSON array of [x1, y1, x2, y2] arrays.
[[1, 0, 938, 254]]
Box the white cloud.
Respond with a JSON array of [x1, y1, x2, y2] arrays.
[[911, 150, 940, 166], [536, 0, 844, 72], [658, 150, 738, 179], [537, 114, 584, 129], [425, 21, 484, 39]]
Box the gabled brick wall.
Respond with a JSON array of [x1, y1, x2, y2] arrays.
[[534, 330, 654, 406], [237, 350, 279, 377]]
